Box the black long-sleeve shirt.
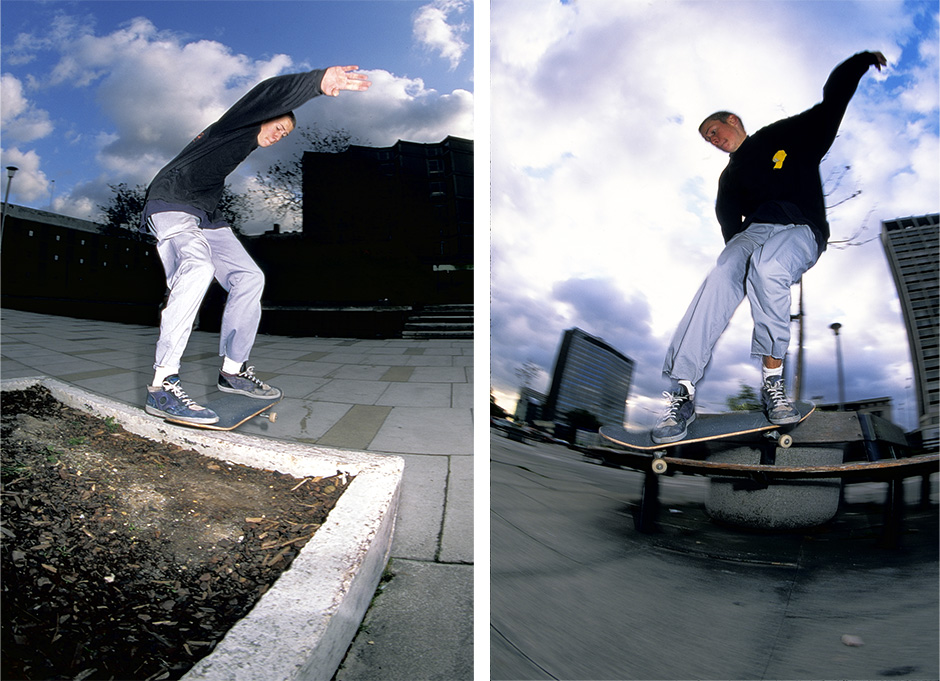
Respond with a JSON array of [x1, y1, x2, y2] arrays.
[[715, 52, 880, 256], [142, 69, 326, 230]]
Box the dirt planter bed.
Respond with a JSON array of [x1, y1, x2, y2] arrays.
[[1, 377, 404, 681]]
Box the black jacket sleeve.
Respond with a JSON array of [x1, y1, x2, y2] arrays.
[[214, 69, 327, 133], [808, 51, 881, 159]]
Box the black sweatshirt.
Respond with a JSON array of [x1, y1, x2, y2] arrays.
[[715, 52, 881, 256], [141, 69, 326, 231]]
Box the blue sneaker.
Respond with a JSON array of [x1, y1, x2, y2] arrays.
[[146, 375, 219, 425], [651, 384, 696, 444], [761, 375, 801, 425], [218, 364, 281, 399]]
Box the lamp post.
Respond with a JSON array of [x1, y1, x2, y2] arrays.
[[829, 322, 845, 411], [1, 165, 19, 255]]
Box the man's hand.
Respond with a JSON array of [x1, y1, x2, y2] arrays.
[[321, 66, 372, 97], [871, 51, 888, 71]]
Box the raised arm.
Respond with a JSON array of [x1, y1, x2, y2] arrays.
[[319, 65, 372, 97]]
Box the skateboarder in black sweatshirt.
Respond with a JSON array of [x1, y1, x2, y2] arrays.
[[143, 66, 371, 425], [653, 50, 887, 444]]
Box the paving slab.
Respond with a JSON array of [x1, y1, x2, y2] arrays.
[[0, 309, 474, 681], [334, 559, 474, 681]]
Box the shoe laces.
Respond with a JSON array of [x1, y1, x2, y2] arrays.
[[764, 378, 789, 408], [659, 390, 689, 423], [163, 379, 201, 409], [238, 365, 265, 387]]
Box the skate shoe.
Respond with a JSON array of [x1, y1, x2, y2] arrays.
[[651, 384, 696, 444], [146, 375, 219, 425], [761, 375, 801, 425], [218, 363, 281, 399]]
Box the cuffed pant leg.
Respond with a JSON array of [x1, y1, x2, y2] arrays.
[[747, 224, 818, 360], [150, 212, 215, 373], [203, 227, 265, 364], [663, 231, 758, 384]]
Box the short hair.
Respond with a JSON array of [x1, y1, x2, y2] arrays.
[[698, 111, 742, 136], [265, 111, 297, 129]]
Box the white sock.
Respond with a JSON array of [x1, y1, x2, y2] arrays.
[[152, 366, 177, 387], [762, 364, 783, 382], [678, 379, 695, 398], [221, 357, 244, 375]]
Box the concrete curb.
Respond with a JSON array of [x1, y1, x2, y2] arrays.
[[705, 446, 843, 528], [2, 377, 405, 681]]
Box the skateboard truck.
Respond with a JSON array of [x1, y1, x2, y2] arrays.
[[764, 429, 793, 448]]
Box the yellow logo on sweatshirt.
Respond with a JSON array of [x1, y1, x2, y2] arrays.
[[773, 150, 787, 169]]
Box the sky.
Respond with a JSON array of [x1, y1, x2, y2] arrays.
[[1, 0, 474, 232], [490, 0, 939, 431]]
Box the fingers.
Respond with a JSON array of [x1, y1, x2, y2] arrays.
[[323, 66, 372, 96]]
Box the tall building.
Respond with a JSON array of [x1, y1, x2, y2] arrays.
[[302, 136, 473, 268], [543, 328, 635, 427], [881, 213, 939, 448]]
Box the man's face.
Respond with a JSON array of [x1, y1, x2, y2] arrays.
[[257, 116, 295, 148], [700, 117, 746, 153]]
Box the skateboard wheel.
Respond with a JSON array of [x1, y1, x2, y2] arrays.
[[268, 411, 277, 423], [778, 433, 792, 449], [652, 458, 668, 474]]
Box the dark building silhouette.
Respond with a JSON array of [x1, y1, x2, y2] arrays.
[[881, 213, 939, 448], [543, 327, 635, 427], [0, 204, 164, 325], [302, 136, 472, 271], [514, 386, 547, 423]]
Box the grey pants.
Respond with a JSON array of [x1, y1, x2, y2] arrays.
[[664, 222, 819, 385], [149, 211, 264, 374]]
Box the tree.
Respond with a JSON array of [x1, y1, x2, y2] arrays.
[[514, 361, 543, 390], [726, 383, 761, 411], [253, 125, 359, 229], [98, 183, 250, 237], [564, 408, 602, 432], [98, 183, 147, 238]]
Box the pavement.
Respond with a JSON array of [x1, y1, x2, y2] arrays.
[[0, 308, 474, 681], [492, 430, 939, 681]]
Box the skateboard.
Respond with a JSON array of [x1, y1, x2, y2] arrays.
[[600, 402, 815, 474], [163, 392, 281, 431]]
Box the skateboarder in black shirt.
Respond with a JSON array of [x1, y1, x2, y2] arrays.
[[143, 66, 371, 425], [653, 50, 887, 444]]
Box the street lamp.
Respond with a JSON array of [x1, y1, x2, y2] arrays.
[[1, 165, 19, 254], [829, 322, 845, 411]]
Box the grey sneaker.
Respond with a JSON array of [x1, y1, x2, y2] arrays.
[[761, 375, 800, 425], [146, 375, 219, 425], [218, 363, 281, 399], [651, 385, 696, 444]]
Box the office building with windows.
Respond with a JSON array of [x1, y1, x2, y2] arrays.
[[881, 213, 939, 448], [543, 327, 635, 427]]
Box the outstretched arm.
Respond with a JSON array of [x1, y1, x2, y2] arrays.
[[320, 66, 372, 97]]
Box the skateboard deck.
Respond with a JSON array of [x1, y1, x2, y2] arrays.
[[600, 402, 815, 473], [591, 446, 939, 480], [164, 392, 281, 431]]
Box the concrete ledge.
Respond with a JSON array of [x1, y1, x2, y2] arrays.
[[705, 446, 843, 529], [1, 377, 405, 681]]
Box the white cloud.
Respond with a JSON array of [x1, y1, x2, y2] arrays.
[[0, 74, 53, 143], [5, 13, 473, 229], [0, 147, 51, 203], [490, 0, 937, 430], [413, 0, 471, 70]]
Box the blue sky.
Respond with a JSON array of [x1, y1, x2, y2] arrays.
[[490, 0, 938, 431], [1, 0, 473, 231]]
